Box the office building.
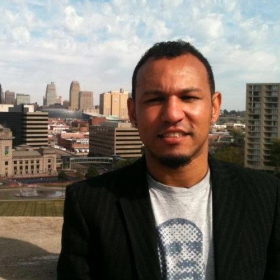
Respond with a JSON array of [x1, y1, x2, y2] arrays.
[[0, 105, 48, 148], [5, 91, 15, 104], [0, 84, 3, 104], [69, 81, 80, 110], [23, 111, 49, 148], [89, 122, 142, 158], [79, 91, 93, 110], [44, 82, 59, 106], [99, 89, 129, 119], [245, 83, 280, 171], [16, 93, 30, 105]]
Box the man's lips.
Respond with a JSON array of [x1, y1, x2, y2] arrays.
[[159, 132, 188, 138]]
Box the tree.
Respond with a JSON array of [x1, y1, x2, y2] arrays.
[[270, 139, 280, 174], [213, 145, 244, 166], [229, 128, 245, 145], [85, 165, 99, 178], [74, 171, 84, 180], [113, 158, 138, 170], [58, 170, 69, 182]]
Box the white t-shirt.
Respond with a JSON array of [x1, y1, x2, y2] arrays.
[[148, 170, 215, 280]]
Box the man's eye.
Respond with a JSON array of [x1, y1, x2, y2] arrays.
[[181, 96, 196, 101], [145, 97, 164, 103]]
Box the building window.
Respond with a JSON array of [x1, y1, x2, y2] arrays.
[[5, 161, 8, 166]]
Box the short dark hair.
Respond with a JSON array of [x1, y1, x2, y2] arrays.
[[131, 40, 215, 99]]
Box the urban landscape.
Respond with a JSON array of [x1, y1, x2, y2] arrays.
[[1, 80, 280, 278]]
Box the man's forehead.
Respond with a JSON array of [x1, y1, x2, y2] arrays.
[[137, 54, 207, 76]]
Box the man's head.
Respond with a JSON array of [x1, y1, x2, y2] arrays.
[[128, 40, 221, 173], [132, 40, 215, 100]]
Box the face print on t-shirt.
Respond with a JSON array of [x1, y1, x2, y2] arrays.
[[157, 218, 205, 280]]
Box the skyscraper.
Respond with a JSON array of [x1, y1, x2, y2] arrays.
[[0, 84, 3, 104], [5, 90, 15, 104], [16, 93, 30, 105], [69, 81, 80, 110], [44, 82, 58, 106], [245, 83, 280, 171], [79, 91, 93, 110]]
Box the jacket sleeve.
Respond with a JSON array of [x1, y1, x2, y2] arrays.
[[264, 181, 280, 279], [57, 186, 95, 280]]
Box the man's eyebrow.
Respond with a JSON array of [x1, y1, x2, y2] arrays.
[[142, 87, 201, 95]]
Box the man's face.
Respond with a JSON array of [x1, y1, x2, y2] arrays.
[[128, 54, 221, 168]]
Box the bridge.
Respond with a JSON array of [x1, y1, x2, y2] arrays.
[[61, 156, 115, 169]]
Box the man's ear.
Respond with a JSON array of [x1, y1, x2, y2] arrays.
[[127, 98, 137, 126], [211, 92, 222, 124]]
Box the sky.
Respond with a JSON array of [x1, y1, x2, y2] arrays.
[[0, 0, 280, 110]]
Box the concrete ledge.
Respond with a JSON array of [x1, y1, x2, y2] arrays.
[[0, 217, 62, 280]]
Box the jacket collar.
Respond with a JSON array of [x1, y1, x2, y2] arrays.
[[118, 157, 161, 280]]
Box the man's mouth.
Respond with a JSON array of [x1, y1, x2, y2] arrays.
[[160, 132, 187, 138]]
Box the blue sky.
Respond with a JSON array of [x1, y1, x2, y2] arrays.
[[0, 0, 280, 110]]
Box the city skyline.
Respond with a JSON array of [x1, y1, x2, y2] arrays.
[[0, 0, 280, 110]]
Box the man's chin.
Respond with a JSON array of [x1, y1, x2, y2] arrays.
[[158, 155, 191, 169]]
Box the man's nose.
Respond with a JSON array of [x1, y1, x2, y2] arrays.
[[160, 97, 185, 123]]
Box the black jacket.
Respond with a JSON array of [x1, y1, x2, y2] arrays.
[[57, 156, 280, 279]]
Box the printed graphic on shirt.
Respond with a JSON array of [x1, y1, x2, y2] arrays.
[[157, 218, 205, 280]]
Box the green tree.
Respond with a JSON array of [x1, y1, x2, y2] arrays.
[[57, 170, 69, 182], [75, 171, 84, 180], [213, 145, 244, 166], [229, 128, 245, 145], [270, 139, 280, 174], [85, 165, 99, 178], [113, 158, 138, 170]]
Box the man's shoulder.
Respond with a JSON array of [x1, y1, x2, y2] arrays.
[[210, 157, 280, 188], [67, 157, 146, 195]]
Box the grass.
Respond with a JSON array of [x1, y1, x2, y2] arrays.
[[0, 200, 64, 216]]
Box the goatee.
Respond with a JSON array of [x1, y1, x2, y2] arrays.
[[159, 155, 191, 169]]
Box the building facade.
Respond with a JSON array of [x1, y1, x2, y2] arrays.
[[44, 82, 58, 106], [23, 111, 49, 148], [99, 89, 129, 119], [5, 91, 15, 104], [0, 105, 48, 148], [79, 91, 93, 110], [0, 84, 3, 103], [245, 83, 280, 171], [0, 126, 57, 177], [16, 93, 30, 105], [89, 122, 142, 158], [0, 125, 14, 177], [69, 81, 80, 110]]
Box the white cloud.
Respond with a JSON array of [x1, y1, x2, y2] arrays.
[[0, 0, 279, 110], [12, 26, 31, 43], [64, 6, 84, 32]]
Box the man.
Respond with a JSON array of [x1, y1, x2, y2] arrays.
[[57, 41, 280, 279]]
